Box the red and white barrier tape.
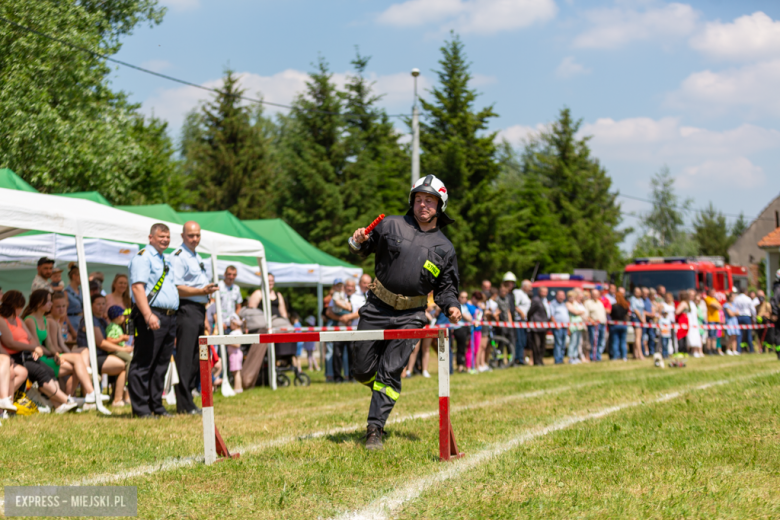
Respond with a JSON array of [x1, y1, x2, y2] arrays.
[[272, 320, 774, 334]]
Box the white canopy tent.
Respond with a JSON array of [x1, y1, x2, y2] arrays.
[[0, 188, 277, 412]]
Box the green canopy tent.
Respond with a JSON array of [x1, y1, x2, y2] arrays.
[[0, 168, 38, 192]]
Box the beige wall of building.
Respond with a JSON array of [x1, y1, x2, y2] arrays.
[[728, 194, 780, 284]]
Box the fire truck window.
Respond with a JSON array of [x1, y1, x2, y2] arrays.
[[706, 273, 713, 289], [697, 273, 705, 289]]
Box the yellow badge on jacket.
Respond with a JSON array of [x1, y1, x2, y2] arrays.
[[423, 260, 440, 278]]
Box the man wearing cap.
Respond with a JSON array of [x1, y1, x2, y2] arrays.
[[349, 174, 461, 450], [170, 221, 219, 415], [32, 257, 55, 292], [128, 223, 180, 418]]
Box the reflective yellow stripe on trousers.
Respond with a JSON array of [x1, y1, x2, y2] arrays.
[[373, 381, 400, 401]]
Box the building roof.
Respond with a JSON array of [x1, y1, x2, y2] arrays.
[[758, 227, 780, 248]]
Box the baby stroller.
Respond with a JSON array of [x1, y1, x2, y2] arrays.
[[274, 340, 311, 387]]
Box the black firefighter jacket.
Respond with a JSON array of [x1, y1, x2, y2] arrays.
[[353, 212, 460, 315]]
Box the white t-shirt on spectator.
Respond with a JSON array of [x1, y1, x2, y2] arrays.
[[218, 281, 243, 314], [348, 290, 368, 327], [513, 289, 531, 319], [733, 294, 755, 317]]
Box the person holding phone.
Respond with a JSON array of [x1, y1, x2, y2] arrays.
[[170, 221, 219, 415]]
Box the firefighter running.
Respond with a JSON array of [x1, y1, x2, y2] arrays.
[[349, 174, 462, 451]]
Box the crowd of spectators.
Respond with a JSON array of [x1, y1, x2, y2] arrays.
[[2, 250, 776, 418]]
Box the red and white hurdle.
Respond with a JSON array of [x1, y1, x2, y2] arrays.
[[198, 328, 463, 465]]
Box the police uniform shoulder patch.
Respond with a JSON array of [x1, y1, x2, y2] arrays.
[[174, 249, 182, 256], [137, 249, 145, 255]]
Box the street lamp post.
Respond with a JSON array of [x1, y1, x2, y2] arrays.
[[411, 68, 420, 185]]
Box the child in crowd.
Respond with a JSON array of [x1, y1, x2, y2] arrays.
[[658, 308, 673, 358], [50, 267, 65, 292], [329, 279, 352, 319], [105, 306, 132, 372], [303, 315, 319, 371], [227, 314, 244, 393]]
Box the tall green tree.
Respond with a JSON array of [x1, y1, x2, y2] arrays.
[[693, 202, 730, 259], [633, 167, 697, 257], [0, 0, 183, 204], [730, 212, 749, 241], [418, 32, 501, 283], [486, 145, 572, 276], [275, 53, 408, 268], [274, 57, 347, 253], [181, 70, 276, 218], [521, 108, 627, 272]]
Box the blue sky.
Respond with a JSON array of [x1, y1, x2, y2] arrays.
[[112, 0, 780, 250]]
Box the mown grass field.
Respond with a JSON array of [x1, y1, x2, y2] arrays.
[[2, 354, 780, 519]]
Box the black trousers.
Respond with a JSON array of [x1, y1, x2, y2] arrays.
[[332, 342, 347, 382], [175, 300, 205, 413], [452, 327, 470, 368], [129, 309, 176, 416], [350, 296, 426, 429], [529, 330, 546, 366]]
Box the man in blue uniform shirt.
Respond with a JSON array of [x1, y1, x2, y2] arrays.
[[170, 221, 219, 415], [128, 223, 179, 418]]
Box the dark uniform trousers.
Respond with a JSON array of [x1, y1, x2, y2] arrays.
[[350, 295, 426, 429], [528, 330, 546, 366], [175, 300, 205, 413], [129, 310, 176, 416], [332, 342, 347, 382]]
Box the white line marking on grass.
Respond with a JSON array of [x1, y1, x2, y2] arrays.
[[331, 370, 779, 520], [2, 368, 774, 515]]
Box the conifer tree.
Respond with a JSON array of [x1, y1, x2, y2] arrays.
[[276, 54, 408, 268], [181, 70, 275, 218], [522, 108, 626, 272], [274, 57, 346, 252], [419, 33, 501, 283]]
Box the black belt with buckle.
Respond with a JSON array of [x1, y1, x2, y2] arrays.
[[151, 306, 177, 316]]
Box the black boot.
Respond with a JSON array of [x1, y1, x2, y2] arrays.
[[365, 425, 384, 451]]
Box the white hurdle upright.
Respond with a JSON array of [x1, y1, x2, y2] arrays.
[[198, 328, 463, 465]]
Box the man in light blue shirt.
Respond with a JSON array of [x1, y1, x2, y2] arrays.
[[128, 223, 179, 419], [170, 221, 219, 415], [549, 290, 569, 364]]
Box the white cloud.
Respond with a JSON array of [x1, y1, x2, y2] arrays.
[[690, 12, 780, 62], [677, 157, 765, 189], [143, 69, 435, 133], [573, 2, 699, 49], [143, 70, 310, 130], [160, 0, 199, 11], [140, 60, 172, 73], [666, 60, 780, 117], [495, 123, 548, 144], [555, 56, 591, 79], [376, 0, 558, 35], [580, 117, 780, 162]]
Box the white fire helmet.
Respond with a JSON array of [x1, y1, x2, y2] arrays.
[[409, 175, 454, 226], [503, 271, 517, 283]]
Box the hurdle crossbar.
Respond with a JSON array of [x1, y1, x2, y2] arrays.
[[198, 328, 461, 465]]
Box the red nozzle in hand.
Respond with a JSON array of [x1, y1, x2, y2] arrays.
[[365, 214, 385, 234]]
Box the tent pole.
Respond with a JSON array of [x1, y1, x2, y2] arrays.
[[210, 252, 235, 397], [317, 282, 324, 373], [75, 229, 110, 415], [260, 257, 276, 390], [317, 283, 324, 327]]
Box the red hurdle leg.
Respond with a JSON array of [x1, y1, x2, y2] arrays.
[[199, 337, 239, 465], [437, 330, 463, 462], [199, 338, 217, 465]]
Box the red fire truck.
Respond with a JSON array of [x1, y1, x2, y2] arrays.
[[623, 257, 748, 300]]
